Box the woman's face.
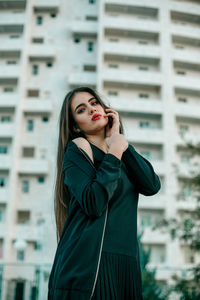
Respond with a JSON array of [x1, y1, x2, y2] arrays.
[[70, 92, 108, 135]]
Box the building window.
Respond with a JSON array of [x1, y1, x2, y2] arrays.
[[175, 45, 184, 49], [42, 116, 48, 122], [108, 91, 118, 96], [86, 16, 98, 21], [51, 13, 56, 18], [46, 62, 52, 67], [27, 90, 39, 97], [139, 66, 149, 71], [179, 124, 189, 134], [74, 38, 80, 43], [34, 241, 42, 250], [181, 185, 191, 197], [139, 93, 149, 98], [17, 250, 24, 261], [27, 120, 34, 131], [140, 151, 151, 160], [0, 209, 3, 222], [109, 38, 119, 42], [83, 65, 96, 72], [178, 97, 187, 103], [10, 35, 20, 39], [37, 16, 43, 25], [108, 64, 118, 68], [88, 41, 94, 52], [32, 37, 44, 44], [183, 247, 195, 264], [181, 154, 190, 163], [0, 146, 8, 154], [138, 40, 148, 45], [177, 70, 186, 75], [23, 147, 34, 158], [140, 215, 151, 227], [38, 177, 45, 183], [17, 211, 30, 224], [32, 65, 38, 75], [7, 61, 17, 65], [1, 116, 11, 122], [22, 181, 29, 193], [4, 87, 14, 93], [0, 178, 5, 187], [139, 121, 150, 128]]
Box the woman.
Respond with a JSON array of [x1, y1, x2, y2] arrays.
[[48, 86, 161, 300]]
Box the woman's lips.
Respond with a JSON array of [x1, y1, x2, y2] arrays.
[[92, 115, 101, 121]]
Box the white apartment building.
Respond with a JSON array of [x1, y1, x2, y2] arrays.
[[0, 0, 200, 299]]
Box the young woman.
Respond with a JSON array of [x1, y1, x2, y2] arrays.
[[48, 86, 161, 300]]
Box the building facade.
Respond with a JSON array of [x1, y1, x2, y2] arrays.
[[0, 0, 200, 298]]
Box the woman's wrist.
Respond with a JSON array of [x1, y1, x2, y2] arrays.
[[107, 147, 123, 160]]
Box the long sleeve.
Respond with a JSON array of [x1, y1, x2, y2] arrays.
[[64, 152, 122, 218], [122, 144, 161, 196]]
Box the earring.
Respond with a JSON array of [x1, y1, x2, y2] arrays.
[[74, 125, 80, 132]]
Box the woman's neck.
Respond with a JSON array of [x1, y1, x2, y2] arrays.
[[87, 136, 108, 153]]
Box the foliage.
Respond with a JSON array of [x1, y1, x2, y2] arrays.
[[153, 139, 200, 299], [138, 232, 170, 300]]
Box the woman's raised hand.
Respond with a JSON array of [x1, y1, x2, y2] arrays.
[[104, 108, 120, 137], [104, 108, 128, 159]]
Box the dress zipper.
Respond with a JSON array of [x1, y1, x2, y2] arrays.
[[78, 147, 109, 300]]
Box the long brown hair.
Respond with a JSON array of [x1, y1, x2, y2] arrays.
[[55, 86, 124, 242]]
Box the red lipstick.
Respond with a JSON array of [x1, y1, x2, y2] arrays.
[[92, 113, 101, 121]]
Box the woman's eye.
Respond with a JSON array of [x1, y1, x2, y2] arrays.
[[77, 101, 99, 113], [78, 108, 85, 113]]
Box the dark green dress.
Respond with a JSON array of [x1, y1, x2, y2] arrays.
[[48, 139, 161, 300], [89, 142, 143, 300]]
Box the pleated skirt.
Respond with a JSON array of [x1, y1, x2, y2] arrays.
[[91, 251, 143, 300]]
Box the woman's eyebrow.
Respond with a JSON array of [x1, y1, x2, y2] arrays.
[[74, 97, 96, 112]]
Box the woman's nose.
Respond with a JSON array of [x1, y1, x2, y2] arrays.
[[90, 106, 97, 114]]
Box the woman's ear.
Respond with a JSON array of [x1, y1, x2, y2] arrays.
[[73, 125, 80, 133]]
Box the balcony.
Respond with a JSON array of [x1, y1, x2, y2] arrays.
[[141, 228, 167, 244], [176, 131, 200, 146], [23, 99, 53, 114], [68, 72, 97, 87], [29, 45, 56, 62], [102, 69, 162, 85], [108, 97, 162, 114], [0, 154, 12, 170], [170, 23, 200, 40], [0, 123, 15, 137], [125, 128, 164, 144], [71, 21, 98, 38], [0, 65, 20, 82], [175, 103, 200, 120], [13, 224, 40, 241], [139, 194, 167, 210], [172, 48, 200, 64], [0, 13, 25, 25], [103, 15, 160, 33], [170, 1, 200, 15], [173, 74, 200, 90], [0, 38, 22, 52], [0, 94, 17, 108], [0, 188, 9, 204], [18, 158, 49, 175], [0, 223, 6, 238], [33, 0, 59, 12], [103, 41, 161, 58]]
